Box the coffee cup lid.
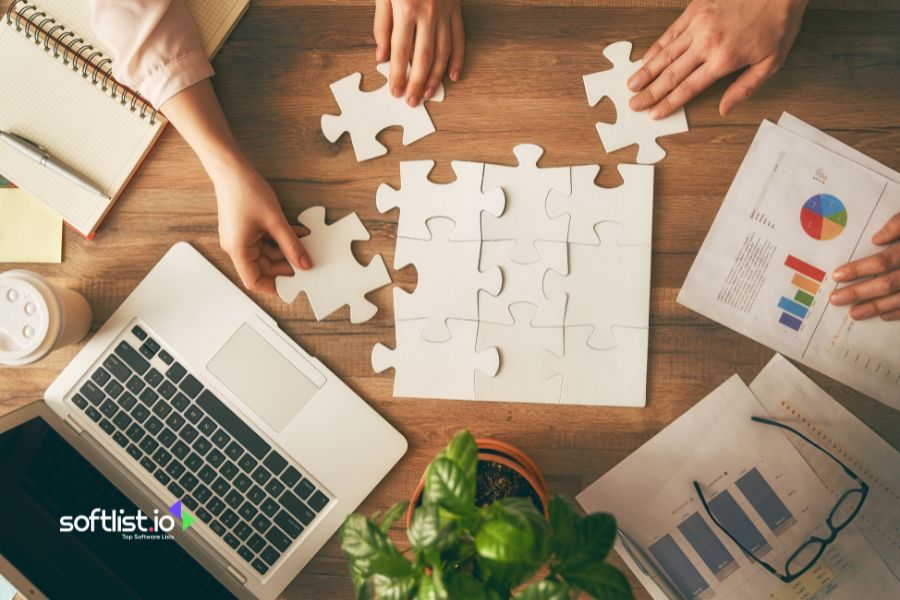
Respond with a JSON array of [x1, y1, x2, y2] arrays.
[[0, 271, 59, 366]]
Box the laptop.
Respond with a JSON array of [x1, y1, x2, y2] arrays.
[[0, 242, 407, 600]]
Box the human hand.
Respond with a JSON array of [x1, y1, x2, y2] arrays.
[[373, 0, 465, 106], [627, 0, 808, 119], [830, 213, 900, 321], [212, 160, 312, 295]]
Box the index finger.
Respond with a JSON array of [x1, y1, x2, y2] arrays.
[[833, 246, 900, 283]]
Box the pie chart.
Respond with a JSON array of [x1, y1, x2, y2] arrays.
[[801, 194, 847, 241]]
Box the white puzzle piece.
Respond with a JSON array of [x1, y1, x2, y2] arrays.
[[275, 206, 391, 323], [321, 62, 445, 162], [376, 160, 505, 241], [547, 164, 654, 246], [543, 222, 650, 349], [482, 144, 571, 264], [583, 41, 688, 164], [372, 318, 500, 400], [478, 239, 567, 326], [475, 303, 564, 403], [393, 217, 502, 342], [541, 325, 648, 406]]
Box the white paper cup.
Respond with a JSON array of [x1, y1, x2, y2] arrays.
[[0, 270, 92, 366]]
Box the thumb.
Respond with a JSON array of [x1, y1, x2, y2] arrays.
[[719, 59, 778, 116], [269, 215, 313, 270]]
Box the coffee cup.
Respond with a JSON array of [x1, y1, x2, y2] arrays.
[[0, 270, 92, 366]]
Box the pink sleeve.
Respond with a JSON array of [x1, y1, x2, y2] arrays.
[[88, 0, 215, 108]]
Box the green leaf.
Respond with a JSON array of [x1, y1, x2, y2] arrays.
[[407, 504, 459, 553], [380, 501, 410, 534], [341, 514, 415, 580], [424, 457, 475, 515], [548, 496, 581, 561], [561, 561, 633, 600], [444, 571, 491, 600], [368, 573, 418, 600], [576, 513, 617, 562], [475, 498, 550, 589], [514, 580, 571, 600], [416, 574, 439, 600], [442, 430, 478, 481]]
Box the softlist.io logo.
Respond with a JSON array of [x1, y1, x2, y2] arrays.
[[59, 500, 195, 539]]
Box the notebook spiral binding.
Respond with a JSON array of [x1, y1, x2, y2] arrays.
[[5, 0, 159, 125]]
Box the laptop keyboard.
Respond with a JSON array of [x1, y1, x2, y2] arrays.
[[67, 324, 332, 577]]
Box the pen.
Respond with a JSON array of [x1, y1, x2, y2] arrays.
[[0, 131, 108, 198], [618, 528, 685, 600]]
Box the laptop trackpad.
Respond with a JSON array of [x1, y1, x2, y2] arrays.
[[207, 323, 320, 433]]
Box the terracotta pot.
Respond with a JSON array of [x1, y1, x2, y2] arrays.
[[406, 438, 549, 528]]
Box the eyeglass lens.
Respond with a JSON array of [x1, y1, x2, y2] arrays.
[[786, 539, 825, 577], [829, 488, 866, 529]]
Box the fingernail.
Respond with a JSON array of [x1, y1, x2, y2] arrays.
[[408, 95, 420, 107], [300, 255, 313, 270], [629, 97, 643, 111], [627, 75, 641, 91], [832, 267, 847, 282], [392, 86, 403, 98], [649, 106, 662, 120], [450, 69, 460, 82], [423, 88, 433, 100], [830, 290, 849, 305]]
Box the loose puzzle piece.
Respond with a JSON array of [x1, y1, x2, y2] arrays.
[[541, 325, 648, 406], [583, 41, 688, 164], [475, 302, 564, 403], [376, 160, 505, 241], [543, 222, 650, 349], [393, 217, 502, 342], [479, 239, 567, 326], [321, 62, 445, 162], [372, 318, 500, 400], [547, 164, 654, 246], [275, 206, 391, 323], [482, 144, 571, 264]]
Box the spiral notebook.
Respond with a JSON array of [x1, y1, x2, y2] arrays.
[[0, 0, 249, 238]]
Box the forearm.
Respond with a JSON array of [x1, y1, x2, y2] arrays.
[[159, 80, 250, 181]]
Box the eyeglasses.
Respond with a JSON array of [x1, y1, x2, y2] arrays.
[[693, 416, 868, 583]]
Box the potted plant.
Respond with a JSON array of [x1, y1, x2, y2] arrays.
[[340, 430, 633, 599]]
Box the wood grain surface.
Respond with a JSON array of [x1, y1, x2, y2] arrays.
[[2, 1, 899, 598]]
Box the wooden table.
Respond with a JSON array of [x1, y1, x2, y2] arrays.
[[2, 1, 899, 598]]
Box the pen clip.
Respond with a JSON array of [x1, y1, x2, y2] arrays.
[[617, 528, 650, 576]]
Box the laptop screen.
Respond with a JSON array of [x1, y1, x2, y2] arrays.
[[0, 416, 236, 600]]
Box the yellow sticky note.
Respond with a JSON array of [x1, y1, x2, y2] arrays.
[[0, 188, 63, 263]]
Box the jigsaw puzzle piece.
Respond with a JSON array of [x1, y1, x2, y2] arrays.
[[376, 160, 505, 241], [321, 62, 445, 162], [393, 217, 502, 342], [543, 222, 650, 348], [475, 302, 563, 403], [583, 41, 688, 165], [547, 164, 654, 246], [482, 144, 571, 264], [540, 325, 648, 406], [372, 318, 499, 400], [275, 206, 391, 323], [478, 239, 567, 326]]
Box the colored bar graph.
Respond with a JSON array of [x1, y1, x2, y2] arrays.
[[649, 534, 712, 599], [735, 468, 796, 536], [778, 297, 809, 319], [794, 289, 815, 307], [791, 273, 820, 295], [779, 313, 803, 331], [677, 513, 738, 581], [785, 255, 825, 282], [708, 490, 771, 555]]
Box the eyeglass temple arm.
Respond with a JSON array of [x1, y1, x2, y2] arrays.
[[692, 481, 779, 576], [750, 416, 861, 481]]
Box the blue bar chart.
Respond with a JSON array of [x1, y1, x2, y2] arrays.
[[735, 468, 796, 536], [649, 534, 715, 600], [708, 490, 772, 556], [678, 512, 739, 581]]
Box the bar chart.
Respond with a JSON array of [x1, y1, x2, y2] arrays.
[[779, 255, 826, 332]]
